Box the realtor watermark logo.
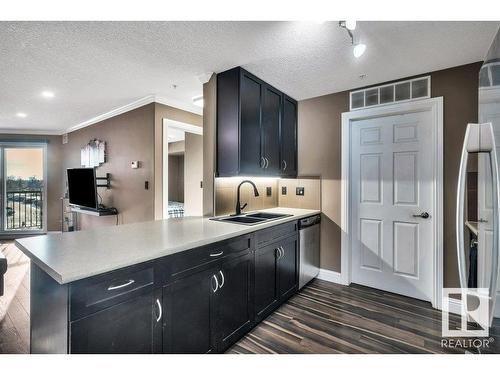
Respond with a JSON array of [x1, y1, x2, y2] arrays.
[[442, 288, 489, 337], [441, 288, 493, 350]]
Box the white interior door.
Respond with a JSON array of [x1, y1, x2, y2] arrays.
[[351, 110, 434, 302], [479, 94, 500, 317]]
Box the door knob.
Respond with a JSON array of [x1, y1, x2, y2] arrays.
[[412, 212, 430, 219]]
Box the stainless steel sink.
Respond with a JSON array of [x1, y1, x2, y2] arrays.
[[245, 212, 291, 220], [219, 216, 267, 224], [210, 212, 293, 225]]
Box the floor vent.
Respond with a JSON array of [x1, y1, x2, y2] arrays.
[[350, 76, 431, 111]]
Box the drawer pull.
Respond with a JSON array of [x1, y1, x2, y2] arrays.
[[210, 251, 224, 257], [107, 279, 135, 291]]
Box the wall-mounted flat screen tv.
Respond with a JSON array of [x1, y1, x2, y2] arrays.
[[67, 168, 98, 210]]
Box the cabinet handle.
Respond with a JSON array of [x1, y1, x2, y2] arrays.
[[155, 298, 162, 322], [218, 270, 225, 288], [282, 160, 287, 171], [211, 274, 219, 293], [210, 250, 224, 257], [265, 157, 269, 169], [275, 247, 280, 259], [280, 246, 285, 259], [107, 279, 135, 291], [260, 156, 265, 169]]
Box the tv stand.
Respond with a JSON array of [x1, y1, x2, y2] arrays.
[[70, 206, 118, 217]]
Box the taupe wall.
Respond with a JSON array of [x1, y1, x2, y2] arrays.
[[298, 62, 481, 287], [184, 133, 203, 216], [154, 103, 203, 219], [298, 92, 348, 271], [61, 104, 156, 229], [0, 134, 63, 232]]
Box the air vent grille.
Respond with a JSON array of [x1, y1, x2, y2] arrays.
[[350, 76, 431, 110]]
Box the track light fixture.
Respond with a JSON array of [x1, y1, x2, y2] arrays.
[[339, 20, 366, 58]]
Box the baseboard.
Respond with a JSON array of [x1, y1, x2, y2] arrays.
[[317, 269, 345, 285]]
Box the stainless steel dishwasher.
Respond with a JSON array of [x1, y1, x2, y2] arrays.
[[298, 215, 321, 289]]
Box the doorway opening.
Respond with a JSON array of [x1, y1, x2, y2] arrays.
[[162, 119, 203, 218]]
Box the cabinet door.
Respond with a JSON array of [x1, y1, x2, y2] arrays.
[[278, 236, 299, 301], [254, 242, 279, 321], [70, 290, 162, 354], [216, 252, 254, 352], [262, 84, 282, 174], [163, 268, 217, 354], [240, 71, 263, 175], [281, 95, 298, 177]]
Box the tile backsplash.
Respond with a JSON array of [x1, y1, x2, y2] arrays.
[[214, 176, 321, 216]]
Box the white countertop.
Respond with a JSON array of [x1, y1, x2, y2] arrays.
[[15, 207, 320, 284]]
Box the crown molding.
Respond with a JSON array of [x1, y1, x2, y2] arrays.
[[65, 95, 157, 134], [64, 95, 202, 135], [1, 94, 203, 136], [154, 96, 203, 116]]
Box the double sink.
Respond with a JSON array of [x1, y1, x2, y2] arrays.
[[210, 211, 292, 225]]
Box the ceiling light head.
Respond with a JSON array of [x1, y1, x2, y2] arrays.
[[192, 95, 204, 108], [16, 112, 27, 118], [353, 43, 366, 58], [345, 21, 357, 30], [41, 90, 55, 98]]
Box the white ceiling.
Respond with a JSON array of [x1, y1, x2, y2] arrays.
[[1, 21, 499, 134]]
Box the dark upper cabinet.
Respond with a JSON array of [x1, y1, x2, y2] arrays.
[[162, 267, 218, 354], [261, 84, 282, 174], [70, 289, 162, 354], [240, 72, 264, 175], [216, 252, 254, 351], [217, 67, 297, 177], [281, 95, 298, 177]]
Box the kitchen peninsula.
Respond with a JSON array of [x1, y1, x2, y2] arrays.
[[15, 207, 320, 354]]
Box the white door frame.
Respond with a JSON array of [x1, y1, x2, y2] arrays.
[[341, 97, 444, 309]]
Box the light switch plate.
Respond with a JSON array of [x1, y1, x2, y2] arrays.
[[296, 187, 305, 196], [266, 187, 272, 196], [281, 186, 287, 195]]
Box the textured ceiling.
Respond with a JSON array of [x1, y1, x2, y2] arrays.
[[1, 21, 499, 134]]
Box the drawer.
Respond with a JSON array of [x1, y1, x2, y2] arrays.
[[163, 235, 252, 281], [70, 265, 154, 320], [256, 221, 297, 246]]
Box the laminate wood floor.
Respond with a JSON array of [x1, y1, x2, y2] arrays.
[[228, 279, 500, 354], [1, 242, 499, 354]]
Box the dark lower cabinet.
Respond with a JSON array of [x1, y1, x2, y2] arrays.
[[254, 234, 298, 323], [70, 289, 162, 354], [278, 236, 299, 300], [254, 243, 279, 321], [217, 252, 254, 351], [35, 229, 301, 354], [162, 267, 217, 354]]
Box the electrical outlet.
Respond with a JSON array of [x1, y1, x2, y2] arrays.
[[296, 187, 305, 196], [266, 187, 272, 196], [281, 186, 287, 195]]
